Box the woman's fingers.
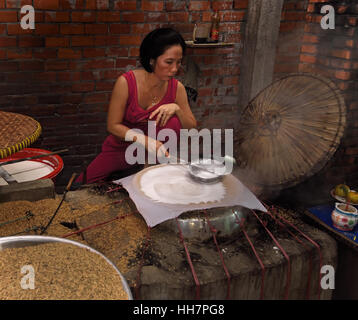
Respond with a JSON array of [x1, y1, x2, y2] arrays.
[[157, 143, 169, 158], [149, 108, 159, 120]]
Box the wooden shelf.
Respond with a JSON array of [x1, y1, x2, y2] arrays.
[[185, 40, 234, 48]]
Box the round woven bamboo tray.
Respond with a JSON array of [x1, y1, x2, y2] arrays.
[[0, 111, 42, 159], [235, 73, 347, 193]]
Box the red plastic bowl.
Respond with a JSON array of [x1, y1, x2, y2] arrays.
[[0, 148, 64, 181]]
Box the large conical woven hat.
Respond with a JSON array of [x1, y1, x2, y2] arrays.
[[0, 111, 42, 159], [235, 74, 346, 192]]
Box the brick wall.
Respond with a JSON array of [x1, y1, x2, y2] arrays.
[[0, 0, 247, 189], [274, 0, 308, 78], [276, 0, 358, 205]]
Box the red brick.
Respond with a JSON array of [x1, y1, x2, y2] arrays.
[[212, 1, 233, 10], [45, 60, 68, 71], [97, 11, 122, 22], [0, 61, 18, 71], [335, 70, 351, 81], [60, 24, 84, 34], [122, 12, 145, 22], [282, 12, 306, 21], [119, 35, 142, 45], [301, 44, 317, 54], [7, 24, 33, 35], [107, 47, 128, 57], [33, 48, 57, 59], [331, 49, 352, 60], [0, 11, 18, 22], [59, 0, 85, 9], [0, 25, 5, 34], [45, 37, 69, 47], [221, 11, 245, 22], [116, 58, 137, 68], [165, 0, 186, 11], [234, 0, 248, 9], [58, 48, 82, 59], [146, 12, 168, 23], [0, 49, 6, 59], [109, 24, 131, 34], [83, 48, 106, 58], [307, 4, 315, 12], [86, 0, 109, 9], [96, 81, 113, 91], [83, 59, 115, 69], [83, 93, 108, 103], [131, 24, 153, 34], [168, 12, 189, 22], [81, 71, 95, 80], [299, 54, 316, 64], [34, 24, 59, 35], [141, 1, 164, 11], [71, 36, 95, 47], [7, 49, 32, 59], [19, 60, 44, 71], [222, 76, 238, 85], [100, 70, 122, 80], [0, 0, 5, 8], [114, 0, 137, 10], [71, 11, 96, 22], [331, 59, 351, 70], [280, 21, 304, 32], [0, 37, 17, 46], [94, 35, 120, 46], [129, 47, 139, 57], [302, 34, 319, 43], [72, 82, 95, 93], [85, 24, 109, 34], [198, 87, 214, 97], [34, 0, 59, 10], [189, 1, 210, 11], [6, 0, 32, 8], [32, 72, 57, 82], [45, 11, 70, 22]]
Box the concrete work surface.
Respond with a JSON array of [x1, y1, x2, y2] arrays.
[[0, 183, 337, 300]]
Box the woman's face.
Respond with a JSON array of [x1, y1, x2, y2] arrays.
[[153, 44, 183, 80]]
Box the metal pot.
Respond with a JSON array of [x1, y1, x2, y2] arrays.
[[159, 205, 249, 242], [0, 235, 133, 300]]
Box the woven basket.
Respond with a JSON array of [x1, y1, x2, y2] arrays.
[[0, 111, 42, 159], [234, 73, 347, 193]]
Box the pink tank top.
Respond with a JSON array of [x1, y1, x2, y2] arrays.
[[122, 70, 178, 129]]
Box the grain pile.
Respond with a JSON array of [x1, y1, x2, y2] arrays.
[[0, 198, 104, 243], [77, 202, 148, 274], [0, 242, 129, 300]]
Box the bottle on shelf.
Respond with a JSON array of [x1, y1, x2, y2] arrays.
[[210, 11, 220, 43]]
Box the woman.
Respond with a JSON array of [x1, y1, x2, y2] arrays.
[[76, 27, 197, 184]]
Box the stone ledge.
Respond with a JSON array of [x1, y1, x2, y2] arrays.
[[0, 179, 55, 203]]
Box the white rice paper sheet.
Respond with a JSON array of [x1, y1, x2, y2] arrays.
[[113, 164, 267, 227]]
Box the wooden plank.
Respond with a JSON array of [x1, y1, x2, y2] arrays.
[[238, 0, 284, 111]]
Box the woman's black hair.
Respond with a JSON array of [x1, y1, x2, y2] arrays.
[[140, 27, 186, 73]]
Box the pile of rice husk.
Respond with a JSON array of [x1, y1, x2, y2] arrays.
[[0, 187, 148, 297], [0, 242, 129, 300]]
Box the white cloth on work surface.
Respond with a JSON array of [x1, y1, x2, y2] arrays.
[[113, 164, 267, 227]]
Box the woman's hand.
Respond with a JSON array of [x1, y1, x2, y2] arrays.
[[145, 136, 169, 159], [149, 103, 180, 127]]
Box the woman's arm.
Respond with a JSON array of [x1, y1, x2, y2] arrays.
[[106, 75, 132, 140], [107, 75, 169, 156]]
